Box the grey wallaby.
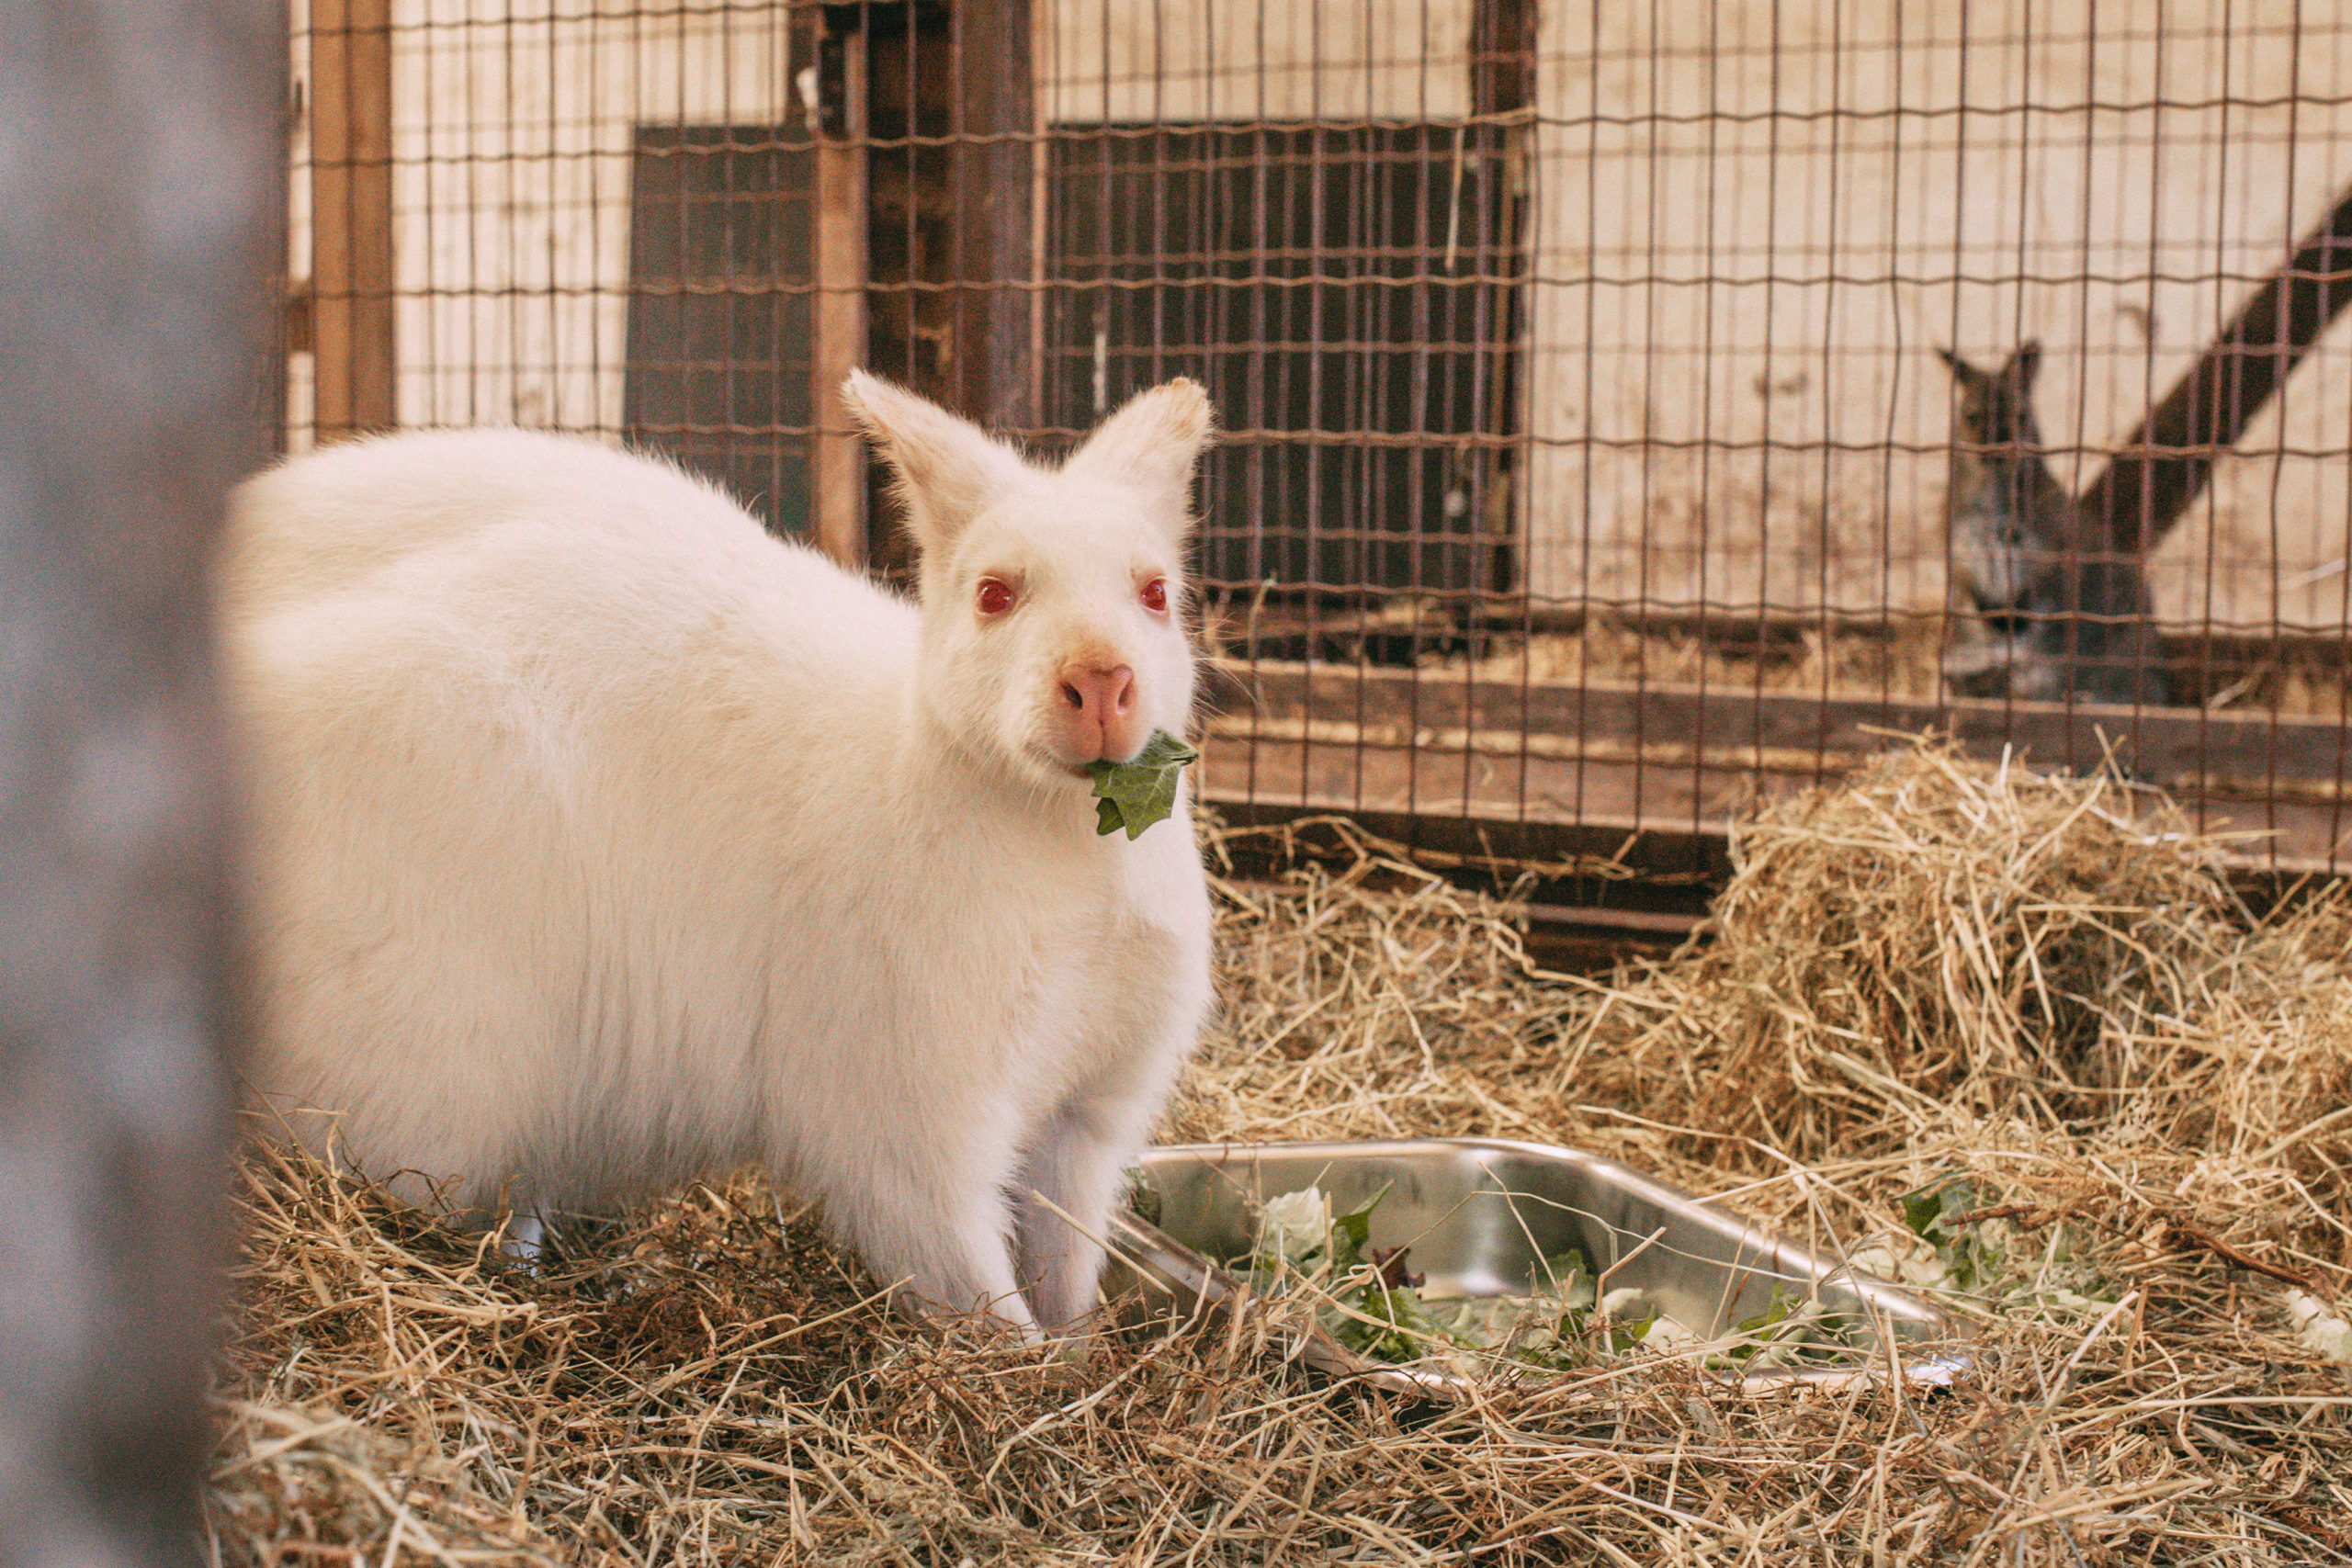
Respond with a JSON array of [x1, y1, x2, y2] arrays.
[[1939, 342, 2171, 707]]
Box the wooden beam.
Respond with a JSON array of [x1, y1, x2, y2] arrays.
[[1465, 0, 1537, 596], [1217, 660, 2352, 790], [308, 0, 393, 439], [2084, 181, 2352, 555], [809, 15, 867, 566], [1204, 794, 1735, 890], [1198, 766, 2347, 887], [948, 0, 1034, 433], [1213, 598, 2352, 695]]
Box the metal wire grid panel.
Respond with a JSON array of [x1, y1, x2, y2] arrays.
[[288, 0, 2352, 881]]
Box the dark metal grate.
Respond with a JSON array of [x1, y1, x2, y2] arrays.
[[1044, 123, 1522, 598], [623, 124, 820, 539]]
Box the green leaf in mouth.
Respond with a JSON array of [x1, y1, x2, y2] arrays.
[[1086, 729, 1201, 840]]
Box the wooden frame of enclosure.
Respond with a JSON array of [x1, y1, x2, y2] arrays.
[[305, 0, 395, 439]]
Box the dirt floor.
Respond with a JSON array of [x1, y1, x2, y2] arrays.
[[207, 743, 2352, 1565]]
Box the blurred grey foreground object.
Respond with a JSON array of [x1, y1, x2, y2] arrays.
[[0, 1, 280, 1564]]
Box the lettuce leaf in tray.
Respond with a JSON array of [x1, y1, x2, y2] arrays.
[[1228, 1184, 1870, 1376]]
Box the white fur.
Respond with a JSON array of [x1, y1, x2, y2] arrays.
[[218, 374, 1217, 1336]]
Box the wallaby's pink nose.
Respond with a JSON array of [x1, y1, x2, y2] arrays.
[[1058, 663, 1140, 761]]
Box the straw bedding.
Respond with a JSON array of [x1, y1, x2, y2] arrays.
[[207, 742, 2352, 1565]]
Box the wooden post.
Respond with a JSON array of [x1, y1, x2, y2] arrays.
[[0, 0, 277, 1560], [809, 12, 868, 566], [949, 0, 1035, 434], [310, 0, 395, 438], [1468, 0, 1537, 596], [1027, 0, 1048, 432], [2085, 182, 2352, 555]]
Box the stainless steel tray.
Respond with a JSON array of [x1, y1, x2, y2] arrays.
[[1102, 1138, 1973, 1397]]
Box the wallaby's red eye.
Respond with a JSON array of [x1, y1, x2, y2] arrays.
[[976, 578, 1016, 616], [1139, 578, 1169, 615]]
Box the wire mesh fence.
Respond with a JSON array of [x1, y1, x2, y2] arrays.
[[288, 0, 2352, 888]]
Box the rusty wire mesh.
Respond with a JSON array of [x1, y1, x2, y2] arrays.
[[287, 0, 2352, 885]]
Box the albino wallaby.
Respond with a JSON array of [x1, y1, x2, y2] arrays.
[[217, 373, 1218, 1337], [1939, 343, 2170, 707]]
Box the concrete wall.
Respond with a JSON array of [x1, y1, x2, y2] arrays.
[[1524, 0, 2352, 626], [1041, 0, 1472, 121]]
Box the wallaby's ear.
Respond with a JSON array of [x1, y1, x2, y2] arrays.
[[1063, 378, 1215, 502], [2005, 340, 2042, 390], [1935, 346, 1985, 392], [841, 369, 1029, 551]]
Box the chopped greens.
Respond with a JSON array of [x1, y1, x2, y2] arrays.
[[1898, 1177, 2003, 1293], [1887, 1171, 2117, 1322], [1705, 1290, 1866, 1371], [1088, 730, 1199, 840], [1122, 1165, 1161, 1229], [1225, 1184, 1877, 1377]]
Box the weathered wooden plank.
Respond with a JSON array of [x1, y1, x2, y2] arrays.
[[1203, 784, 1736, 888], [1200, 732, 2349, 876], [308, 0, 393, 438], [947, 0, 1033, 433], [1216, 660, 2352, 788]]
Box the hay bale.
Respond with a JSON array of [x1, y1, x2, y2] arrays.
[[206, 742, 2352, 1565], [1578, 745, 2352, 1217]]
